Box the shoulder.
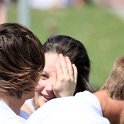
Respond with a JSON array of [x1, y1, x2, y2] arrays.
[[26, 93, 110, 124]]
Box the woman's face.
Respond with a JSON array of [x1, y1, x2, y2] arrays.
[[35, 53, 58, 107]]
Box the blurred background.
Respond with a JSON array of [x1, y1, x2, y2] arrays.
[[1, 0, 124, 90]]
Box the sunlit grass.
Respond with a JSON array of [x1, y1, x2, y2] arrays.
[[8, 3, 124, 89]]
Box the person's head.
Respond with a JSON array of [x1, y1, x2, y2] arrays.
[[0, 23, 45, 99], [33, 34, 92, 108], [42, 34, 91, 93], [101, 56, 124, 100]]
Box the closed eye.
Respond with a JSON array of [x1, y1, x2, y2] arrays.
[[40, 73, 49, 80]]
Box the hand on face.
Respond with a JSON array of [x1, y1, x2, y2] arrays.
[[52, 54, 78, 97], [34, 53, 78, 108]]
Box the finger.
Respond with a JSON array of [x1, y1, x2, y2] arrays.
[[59, 54, 69, 75], [55, 56, 63, 81], [65, 56, 73, 78], [72, 64, 78, 84]]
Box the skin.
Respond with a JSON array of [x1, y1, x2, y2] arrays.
[[95, 90, 124, 124], [35, 53, 77, 108], [21, 53, 77, 113], [0, 86, 35, 115]]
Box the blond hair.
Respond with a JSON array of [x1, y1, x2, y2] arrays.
[[101, 56, 124, 100]]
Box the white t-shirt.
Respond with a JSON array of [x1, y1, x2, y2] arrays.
[[26, 91, 110, 124], [0, 100, 26, 124]]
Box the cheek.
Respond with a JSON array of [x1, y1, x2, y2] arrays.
[[35, 84, 43, 91], [38, 78, 48, 87], [35, 78, 48, 92], [38, 78, 44, 85]]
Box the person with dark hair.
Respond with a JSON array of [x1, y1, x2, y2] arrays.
[[43, 35, 91, 93], [21, 34, 92, 116], [26, 56, 124, 124], [0, 23, 45, 124]]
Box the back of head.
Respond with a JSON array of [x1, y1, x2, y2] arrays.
[[0, 23, 45, 98], [43, 34, 92, 94], [101, 56, 124, 100]]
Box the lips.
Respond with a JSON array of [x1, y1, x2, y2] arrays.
[[41, 94, 56, 102]]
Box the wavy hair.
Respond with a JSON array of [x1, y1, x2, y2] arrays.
[[43, 35, 92, 94], [0, 23, 45, 98]]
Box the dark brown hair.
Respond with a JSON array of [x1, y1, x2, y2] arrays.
[[43, 35, 92, 94], [0, 23, 45, 98]]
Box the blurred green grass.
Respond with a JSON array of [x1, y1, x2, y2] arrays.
[[8, 3, 124, 89]]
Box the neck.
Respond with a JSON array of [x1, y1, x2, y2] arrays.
[[94, 90, 124, 124], [0, 95, 24, 115]]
